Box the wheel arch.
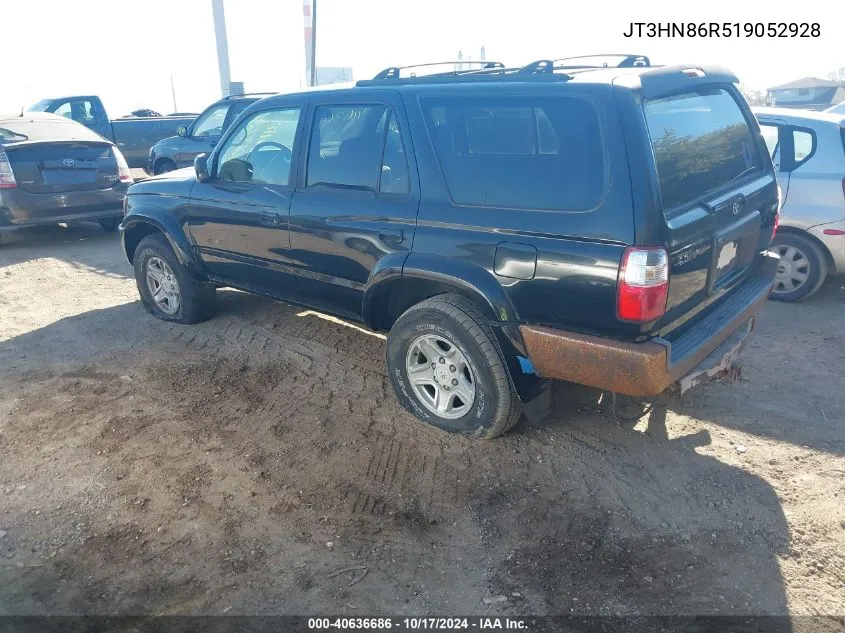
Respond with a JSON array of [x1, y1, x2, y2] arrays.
[[152, 156, 178, 174], [362, 253, 517, 333], [120, 208, 201, 277], [774, 225, 835, 275], [363, 254, 551, 423]]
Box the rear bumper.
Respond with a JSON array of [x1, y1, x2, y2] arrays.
[[519, 251, 777, 397], [0, 184, 127, 230]]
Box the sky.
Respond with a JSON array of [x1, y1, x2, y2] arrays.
[[2, 0, 842, 117]]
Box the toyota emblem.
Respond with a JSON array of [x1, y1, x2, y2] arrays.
[[62, 158, 75, 167]]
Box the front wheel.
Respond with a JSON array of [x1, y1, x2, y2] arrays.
[[386, 294, 521, 439], [770, 233, 827, 302], [133, 233, 215, 324], [154, 159, 177, 175]]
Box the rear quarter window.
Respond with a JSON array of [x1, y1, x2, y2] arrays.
[[645, 89, 762, 213], [421, 95, 606, 211]]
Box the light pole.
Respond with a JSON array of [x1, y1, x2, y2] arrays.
[[211, 0, 232, 97]]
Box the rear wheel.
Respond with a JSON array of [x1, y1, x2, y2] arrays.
[[770, 233, 827, 302], [386, 294, 521, 439], [154, 159, 177, 175], [133, 233, 215, 324]]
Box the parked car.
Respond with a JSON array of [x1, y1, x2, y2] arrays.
[[754, 107, 845, 300], [147, 93, 276, 175], [121, 55, 778, 439], [824, 102, 845, 116], [28, 95, 195, 169], [0, 112, 133, 241]]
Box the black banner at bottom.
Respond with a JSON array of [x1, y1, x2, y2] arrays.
[[0, 616, 842, 633]]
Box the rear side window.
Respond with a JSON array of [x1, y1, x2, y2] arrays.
[[305, 104, 410, 195], [645, 89, 761, 212], [422, 95, 605, 210]]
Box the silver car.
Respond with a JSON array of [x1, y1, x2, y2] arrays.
[[753, 107, 845, 300]]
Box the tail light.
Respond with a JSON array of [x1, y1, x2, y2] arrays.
[[772, 185, 782, 242], [617, 246, 669, 323], [0, 150, 16, 189], [114, 148, 134, 184]]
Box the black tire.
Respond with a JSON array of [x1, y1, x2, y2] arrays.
[[154, 159, 177, 175], [386, 294, 521, 439], [770, 232, 827, 302], [99, 218, 120, 232], [133, 233, 215, 324]]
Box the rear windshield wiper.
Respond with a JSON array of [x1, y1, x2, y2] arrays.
[[724, 166, 758, 187]]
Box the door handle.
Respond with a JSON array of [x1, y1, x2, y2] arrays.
[[259, 211, 282, 226], [378, 228, 404, 245]]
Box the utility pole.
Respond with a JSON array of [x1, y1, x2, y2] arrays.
[[303, 0, 317, 87], [211, 0, 232, 97], [170, 74, 178, 113]]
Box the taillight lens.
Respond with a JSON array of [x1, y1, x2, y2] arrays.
[[0, 150, 16, 189], [772, 185, 782, 241], [617, 247, 669, 323], [114, 148, 134, 184]]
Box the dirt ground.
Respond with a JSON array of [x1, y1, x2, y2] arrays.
[[0, 223, 843, 621]]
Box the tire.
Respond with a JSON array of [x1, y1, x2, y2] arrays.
[[99, 218, 120, 232], [770, 232, 827, 302], [386, 294, 521, 439], [154, 159, 177, 175], [133, 233, 215, 324]]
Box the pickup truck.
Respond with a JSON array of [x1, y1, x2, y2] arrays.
[[28, 95, 196, 170]]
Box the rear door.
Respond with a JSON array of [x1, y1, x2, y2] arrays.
[[287, 93, 419, 319], [643, 87, 779, 337]]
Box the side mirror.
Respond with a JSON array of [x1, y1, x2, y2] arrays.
[[194, 153, 211, 182], [176, 125, 188, 138]]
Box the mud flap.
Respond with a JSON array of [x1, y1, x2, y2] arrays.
[[489, 321, 551, 423], [672, 317, 755, 397]]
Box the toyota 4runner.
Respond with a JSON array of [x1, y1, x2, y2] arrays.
[[120, 55, 780, 439]]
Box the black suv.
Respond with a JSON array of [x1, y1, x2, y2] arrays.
[[121, 55, 779, 439], [146, 93, 276, 175]]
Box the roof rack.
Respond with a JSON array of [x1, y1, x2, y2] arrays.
[[357, 61, 572, 86], [545, 54, 651, 70], [371, 61, 505, 80]]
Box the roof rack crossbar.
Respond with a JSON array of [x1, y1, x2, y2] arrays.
[[549, 54, 652, 69], [372, 61, 504, 80]]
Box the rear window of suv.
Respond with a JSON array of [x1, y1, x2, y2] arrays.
[[421, 95, 605, 211], [645, 89, 762, 213]]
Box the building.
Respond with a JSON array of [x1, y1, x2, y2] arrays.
[[767, 77, 845, 111]]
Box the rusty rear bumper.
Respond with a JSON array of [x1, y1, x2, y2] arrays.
[[519, 266, 775, 398]]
